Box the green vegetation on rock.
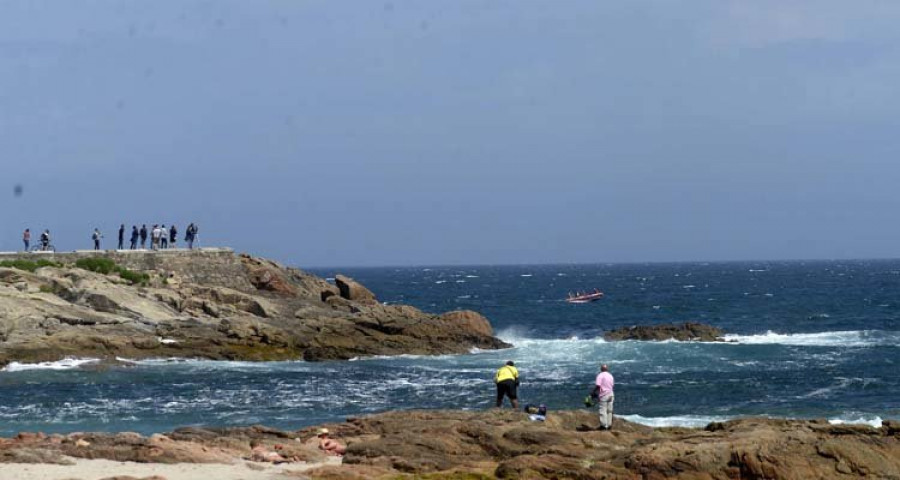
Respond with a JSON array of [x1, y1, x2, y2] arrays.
[[0, 259, 62, 272], [75, 258, 150, 285]]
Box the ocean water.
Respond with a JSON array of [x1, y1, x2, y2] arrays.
[[0, 261, 898, 435]]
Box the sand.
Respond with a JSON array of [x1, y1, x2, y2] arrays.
[[0, 457, 341, 480]]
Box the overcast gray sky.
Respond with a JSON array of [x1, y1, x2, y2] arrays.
[[2, 1, 900, 266]]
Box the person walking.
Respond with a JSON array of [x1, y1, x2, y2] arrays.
[[169, 224, 177, 248], [23, 229, 30, 251], [117, 224, 125, 250], [593, 364, 615, 430], [92, 228, 103, 250], [130, 226, 139, 250], [140, 224, 148, 249], [494, 360, 520, 409], [160, 225, 168, 249]]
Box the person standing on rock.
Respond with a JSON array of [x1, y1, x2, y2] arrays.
[[139, 224, 148, 249], [92, 228, 103, 250], [169, 224, 177, 248], [22, 229, 30, 251], [494, 360, 520, 409], [185, 223, 198, 249], [594, 364, 615, 430], [160, 225, 168, 249], [117, 224, 125, 250], [130, 226, 139, 250], [150, 225, 160, 250]]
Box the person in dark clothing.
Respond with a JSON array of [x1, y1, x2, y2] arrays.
[[92, 228, 103, 250], [185, 223, 197, 249], [130, 226, 139, 249], [117, 224, 125, 250], [139, 225, 148, 249], [169, 225, 178, 248]]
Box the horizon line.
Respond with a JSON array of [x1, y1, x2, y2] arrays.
[[299, 255, 900, 270]]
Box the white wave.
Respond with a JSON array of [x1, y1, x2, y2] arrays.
[[828, 415, 883, 428], [495, 328, 607, 350], [465, 275, 479, 278], [620, 414, 734, 428], [3, 357, 100, 372], [520, 274, 533, 277], [435, 280, 447, 284], [626, 413, 886, 429], [722, 330, 899, 347]]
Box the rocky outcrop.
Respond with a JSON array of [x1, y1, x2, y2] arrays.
[[0, 251, 509, 365], [604, 322, 726, 342], [2, 411, 898, 479], [334, 275, 377, 304]]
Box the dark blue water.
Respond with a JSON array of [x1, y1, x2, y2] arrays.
[[0, 261, 898, 435]]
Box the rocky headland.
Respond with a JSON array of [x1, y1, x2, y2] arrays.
[[0, 249, 509, 366], [604, 322, 726, 342], [1, 410, 898, 479]]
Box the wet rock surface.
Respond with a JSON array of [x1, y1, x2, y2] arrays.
[[604, 322, 726, 342], [1, 410, 898, 479], [0, 251, 509, 365]]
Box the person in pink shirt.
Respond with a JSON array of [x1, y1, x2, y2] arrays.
[[594, 364, 615, 430]]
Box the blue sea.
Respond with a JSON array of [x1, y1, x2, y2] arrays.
[[0, 261, 898, 435]]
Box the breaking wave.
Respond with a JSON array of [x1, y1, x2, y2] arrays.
[[624, 414, 886, 429], [722, 330, 900, 347], [3, 358, 100, 372]]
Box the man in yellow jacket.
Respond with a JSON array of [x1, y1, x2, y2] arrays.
[[495, 360, 520, 408]]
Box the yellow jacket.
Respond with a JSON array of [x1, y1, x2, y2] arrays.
[[495, 365, 519, 383]]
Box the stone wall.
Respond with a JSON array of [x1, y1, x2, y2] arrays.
[[0, 248, 255, 291]]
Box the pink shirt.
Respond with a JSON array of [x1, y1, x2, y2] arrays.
[[595, 371, 614, 398]]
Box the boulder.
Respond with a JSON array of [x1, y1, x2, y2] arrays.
[[440, 310, 494, 337], [334, 275, 377, 304]]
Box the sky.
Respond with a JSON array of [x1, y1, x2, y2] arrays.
[[2, 1, 900, 267]]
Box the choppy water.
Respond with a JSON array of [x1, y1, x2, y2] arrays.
[[0, 261, 898, 435]]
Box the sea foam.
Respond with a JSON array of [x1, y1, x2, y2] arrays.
[[722, 330, 899, 347], [3, 358, 100, 372]]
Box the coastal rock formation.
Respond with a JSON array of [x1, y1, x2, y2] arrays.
[[1, 411, 898, 479], [0, 250, 509, 366], [333, 274, 377, 304], [604, 322, 726, 342]]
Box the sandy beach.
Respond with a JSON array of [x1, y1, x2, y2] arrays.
[[0, 457, 341, 480]]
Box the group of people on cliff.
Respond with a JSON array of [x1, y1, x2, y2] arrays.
[[22, 223, 200, 252], [118, 223, 199, 251], [494, 361, 615, 430]]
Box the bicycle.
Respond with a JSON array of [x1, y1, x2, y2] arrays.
[[30, 243, 56, 253]]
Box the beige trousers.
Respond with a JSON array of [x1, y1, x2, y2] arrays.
[[598, 393, 614, 429]]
